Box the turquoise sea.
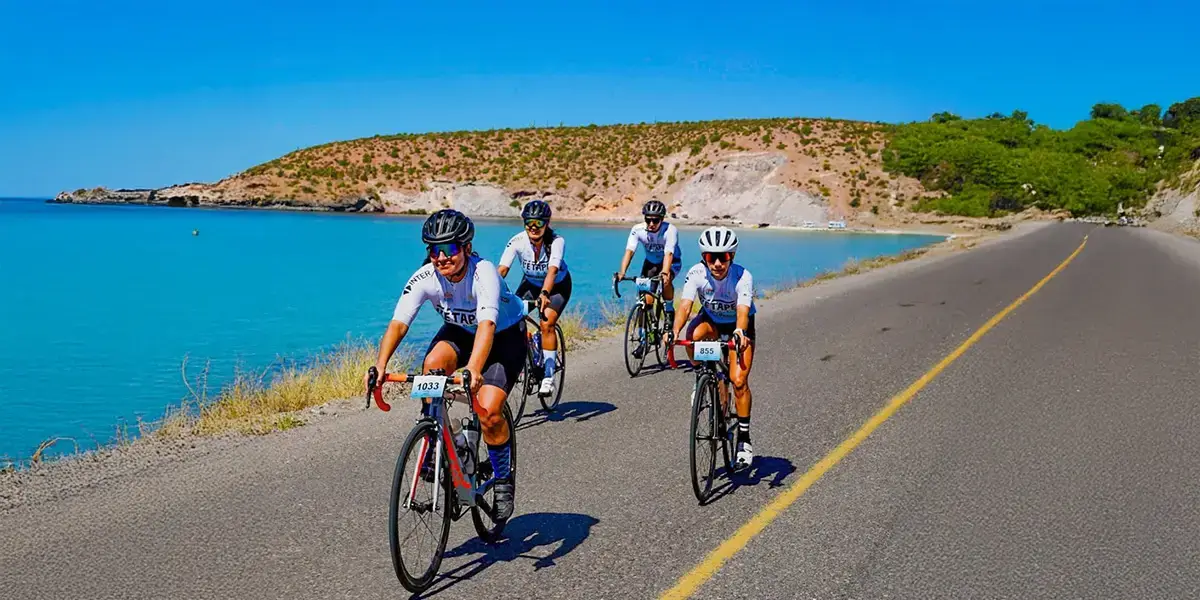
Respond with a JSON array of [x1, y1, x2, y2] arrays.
[[0, 198, 942, 461]]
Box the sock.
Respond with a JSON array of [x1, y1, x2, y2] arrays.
[[738, 416, 751, 444], [488, 439, 512, 480], [543, 349, 557, 377]]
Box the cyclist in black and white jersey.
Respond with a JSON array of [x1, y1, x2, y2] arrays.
[[670, 226, 758, 468], [498, 199, 572, 397], [614, 199, 681, 356], [367, 209, 523, 519]]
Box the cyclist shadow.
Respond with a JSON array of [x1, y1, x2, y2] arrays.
[[413, 512, 601, 598], [515, 401, 617, 431], [704, 455, 797, 505]]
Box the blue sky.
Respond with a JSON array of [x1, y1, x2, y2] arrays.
[[2, 0, 1197, 197]]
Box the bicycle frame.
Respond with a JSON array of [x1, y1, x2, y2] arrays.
[[369, 369, 498, 514]]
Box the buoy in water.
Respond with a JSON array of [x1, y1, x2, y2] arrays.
[[192, 229, 199, 236]]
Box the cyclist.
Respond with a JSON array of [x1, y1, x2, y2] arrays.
[[614, 199, 681, 357], [669, 226, 757, 468], [367, 209, 524, 519], [498, 199, 571, 397]]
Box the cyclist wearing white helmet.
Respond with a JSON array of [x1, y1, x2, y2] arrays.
[[614, 199, 681, 357], [671, 225, 758, 468]]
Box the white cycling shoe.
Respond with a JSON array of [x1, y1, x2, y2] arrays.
[[735, 442, 755, 468], [538, 377, 555, 397]]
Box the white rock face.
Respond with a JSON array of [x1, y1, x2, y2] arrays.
[[381, 181, 521, 216], [672, 153, 828, 225]]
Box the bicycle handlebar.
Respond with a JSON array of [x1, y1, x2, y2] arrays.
[[365, 365, 471, 412], [521, 298, 547, 322], [613, 273, 661, 299], [665, 338, 747, 371]]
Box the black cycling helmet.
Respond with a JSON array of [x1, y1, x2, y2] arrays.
[[421, 209, 475, 245], [642, 199, 667, 218], [521, 199, 552, 221]]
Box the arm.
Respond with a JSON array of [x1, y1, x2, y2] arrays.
[[375, 269, 430, 374], [618, 227, 639, 278], [661, 225, 678, 280], [675, 266, 701, 336], [673, 299, 693, 337], [497, 235, 519, 279], [469, 261, 504, 392], [734, 269, 754, 342], [543, 236, 565, 297], [497, 265, 510, 278], [374, 320, 410, 374]]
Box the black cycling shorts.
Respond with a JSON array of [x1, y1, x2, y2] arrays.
[[685, 311, 756, 343], [640, 258, 682, 280], [425, 322, 526, 394], [515, 272, 573, 315]]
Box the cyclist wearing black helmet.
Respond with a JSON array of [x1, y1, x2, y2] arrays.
[[367, 209, 524, 519], [615, 199, 682, 355], [498, 199, 571, 397]]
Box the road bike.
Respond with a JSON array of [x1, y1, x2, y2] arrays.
[[668, 337, 747, 503], [613, 274, 670, 377], [509, 298, 567, 425], [366, 366, 516, 594]]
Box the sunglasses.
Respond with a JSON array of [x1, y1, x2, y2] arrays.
[[702, 252, 732, 265], [524, 218, 547, 229], [645, 217, 663, 225], [427, 242, 464, 259]]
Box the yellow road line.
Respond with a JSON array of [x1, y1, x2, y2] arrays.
[[660, 233, 1089, 600]]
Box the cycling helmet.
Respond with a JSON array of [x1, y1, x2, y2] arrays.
[[521, 199, 552, 221], [698, 226, 739, 253], [642, 199, 667, 218], [421, 209, 475, 245]]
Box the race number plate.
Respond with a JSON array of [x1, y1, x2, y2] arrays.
[[410, 375, 447, 399], [635, 277, 653, 292], [694, 341, 721, 361]]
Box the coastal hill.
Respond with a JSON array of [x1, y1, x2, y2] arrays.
[[54, 98, 1200, 229]]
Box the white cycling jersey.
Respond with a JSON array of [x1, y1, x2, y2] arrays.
[[392, 255, 524, 333], [498, 231, 569, 285], [625, 222, 682, 265], [680, 262, 756, 324]]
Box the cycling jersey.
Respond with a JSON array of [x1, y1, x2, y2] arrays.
[[498, 232, 569, 285], [680, 263, 756, 324], [626, 222, 682, 265], [392, 255, 524, 333]]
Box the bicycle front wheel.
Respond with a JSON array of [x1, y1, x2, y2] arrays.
[[541, 323, 566, 412], [689, 373, 720, 503], [623, 303, 647, 377], [390, 420, 452, 593]]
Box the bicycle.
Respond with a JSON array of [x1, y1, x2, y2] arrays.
[[366, 365, 516, 594], [613, 274, 671, 377], [667, 337, 747, 503], [509, 298, 567, 425]]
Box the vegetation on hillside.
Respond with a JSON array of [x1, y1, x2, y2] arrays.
[[883, 97, 1200, 217]]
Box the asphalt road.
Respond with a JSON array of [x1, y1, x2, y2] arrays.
[[4, 222, 1199, 599]]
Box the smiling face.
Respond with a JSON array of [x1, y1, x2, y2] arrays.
[[703, 251, 732, 279], [524, 218, 547, 243], [428, 241, 470, 279]]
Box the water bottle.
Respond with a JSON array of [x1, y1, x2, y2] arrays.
[[461, 418, 479, 476]]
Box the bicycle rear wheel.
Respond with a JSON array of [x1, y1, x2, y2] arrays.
[[623, 304, 647, 377], [541, 323, 566, 412], [689, 373, 720, 503], [390, 420, 452, 594], [472, 402, 516, 543], [508, 329, 535, 425]]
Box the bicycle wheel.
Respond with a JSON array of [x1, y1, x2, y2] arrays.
[[508, 328, 534, 425], [390, 420, 452, 594], [472, 402, 516, 543], [623, 303, 647, 377], [541, 323, 566, 412], [651, 300, 667, 367], [689, 373, 720, 503]]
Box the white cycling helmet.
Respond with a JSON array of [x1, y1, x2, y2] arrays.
[[698, 226, 738, 253]]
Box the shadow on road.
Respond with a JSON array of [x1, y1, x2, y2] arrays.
[[701, 455, 798, 506], [413, 512, 600, 598], [515, 401, 616, 431]]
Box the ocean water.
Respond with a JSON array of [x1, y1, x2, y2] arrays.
[[0, 198, 942, 461]]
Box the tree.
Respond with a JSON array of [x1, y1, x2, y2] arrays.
[[931, 112, 962, 123], [1137, 104, 1162, 127], [1090, 103, 1129, 120], [1164, 97, 1200, 129]]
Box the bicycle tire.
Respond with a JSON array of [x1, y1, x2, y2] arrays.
[[623, 303, 647, 377], [689, 373, 719, 503], [390, 420, 452, 594], [651, 299, 667, 366], [472, 402, 516, 543], [540, 323, 566, 412]]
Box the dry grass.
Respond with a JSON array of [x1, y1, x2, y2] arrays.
[[162, 339, 406, 438]]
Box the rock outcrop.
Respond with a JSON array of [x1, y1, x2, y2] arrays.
[[671, 153, 829, 225], [52, 185, 381, 213]]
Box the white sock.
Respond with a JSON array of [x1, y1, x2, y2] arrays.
[[543, 350, 557, 376]]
